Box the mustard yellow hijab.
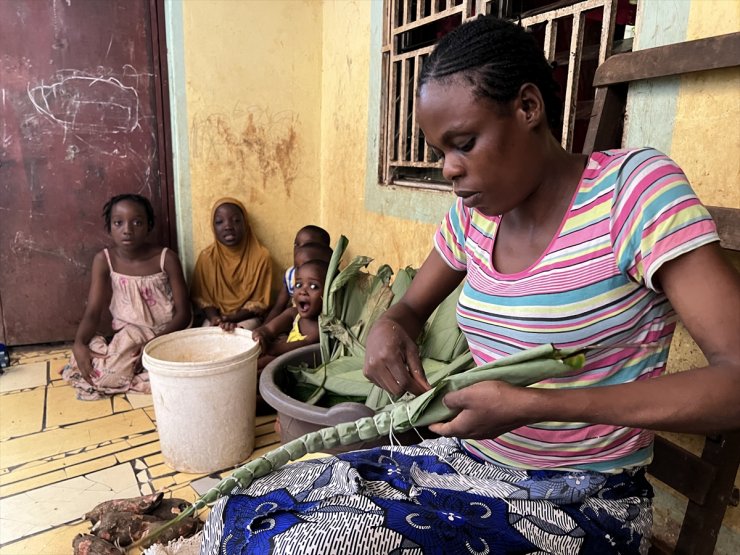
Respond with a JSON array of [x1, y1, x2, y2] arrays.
[[191, 198, 272, 315]]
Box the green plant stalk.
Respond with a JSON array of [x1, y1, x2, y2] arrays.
[[130, 343, 585, 551]]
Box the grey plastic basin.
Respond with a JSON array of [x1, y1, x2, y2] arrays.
[[259, 344, 428, 453]]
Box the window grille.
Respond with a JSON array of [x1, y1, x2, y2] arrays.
[[379, 0, 627, 189]]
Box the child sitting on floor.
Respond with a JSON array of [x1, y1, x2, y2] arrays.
[[63, 194, 191, 400], [191, 197, 272, 331], [252, 259, 329, 371], [264, 225, 332, 324]]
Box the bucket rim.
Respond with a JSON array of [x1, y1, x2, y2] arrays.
[[143, 327, 260, 371]]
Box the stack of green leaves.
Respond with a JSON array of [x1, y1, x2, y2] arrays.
[[282, 235, 474, 410]]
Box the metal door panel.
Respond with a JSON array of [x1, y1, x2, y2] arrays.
[[0, 0, 173, 345]]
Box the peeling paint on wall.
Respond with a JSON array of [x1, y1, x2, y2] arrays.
[[190, 107, 299, 200]]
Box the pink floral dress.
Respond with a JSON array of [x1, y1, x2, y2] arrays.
[[63, 248, 175, 400]]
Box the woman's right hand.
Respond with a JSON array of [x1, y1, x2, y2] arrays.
[[363, 249, 463, 399], [363, 318, 431, 397]]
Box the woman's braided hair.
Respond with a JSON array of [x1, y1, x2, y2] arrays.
[[419, 16, 562, 133]]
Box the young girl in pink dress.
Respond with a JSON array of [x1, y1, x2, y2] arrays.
[[63, 194, 191, 400]]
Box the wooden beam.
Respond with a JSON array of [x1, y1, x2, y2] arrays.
[[581, 83, 627, 154], [707, 206, 740, 252], [593, 32, 740, 86], [677, 433, 740, 555], [650, 435, 715, 505]]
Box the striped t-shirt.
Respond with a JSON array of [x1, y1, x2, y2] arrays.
[[434, 148, 718, 473]]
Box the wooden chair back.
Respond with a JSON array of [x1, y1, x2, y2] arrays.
[[582, 31, 740, 554]]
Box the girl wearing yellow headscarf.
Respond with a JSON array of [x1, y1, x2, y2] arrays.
[[191, 198, 272, 331]]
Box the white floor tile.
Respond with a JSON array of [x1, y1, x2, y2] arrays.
[[0, 363, 47, 394], [126, 393, 153, 409], [190, 476, 221, 496], [0, 463, 140, 544]]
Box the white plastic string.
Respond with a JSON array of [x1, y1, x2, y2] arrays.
[[381, 385, 519, 515], [386, 396, 400, 461], [386, 388, 429, 445], [405, 402, 427, 444]]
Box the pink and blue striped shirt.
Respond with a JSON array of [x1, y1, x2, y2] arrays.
[[434, 148, 718, 472]]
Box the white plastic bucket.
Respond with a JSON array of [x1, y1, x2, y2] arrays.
[[142, 327, 260, 473]]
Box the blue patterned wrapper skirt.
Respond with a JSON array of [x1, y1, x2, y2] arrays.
[[200, 437, 653, 555]]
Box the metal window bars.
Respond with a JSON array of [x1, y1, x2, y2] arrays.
[[380, 0, 620, 188]]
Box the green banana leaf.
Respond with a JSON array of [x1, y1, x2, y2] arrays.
[[389, 266, 415, 305], [285, 348, 475, 410], [319, 235, 348, 363], [319, 236, 395, 363], [418, 281, 468, 361], [292, 236, 471, 410]]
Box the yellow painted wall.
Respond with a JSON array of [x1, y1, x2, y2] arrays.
[[672, 2, 740, 207], [319, 1, 438, 272], [180, 0, 433, 291], [181, 0, 323, 290], [664, 1, 740, 375]]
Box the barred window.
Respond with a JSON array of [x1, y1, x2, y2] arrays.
[[379, 0, 635, 189]]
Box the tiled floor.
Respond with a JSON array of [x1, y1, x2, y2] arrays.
[[0, 344, 281, 554]]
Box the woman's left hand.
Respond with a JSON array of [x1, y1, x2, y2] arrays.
[[428, 381, 539, 439]]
